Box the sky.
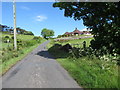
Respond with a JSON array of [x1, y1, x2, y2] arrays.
[[2, 2, 87, 37]]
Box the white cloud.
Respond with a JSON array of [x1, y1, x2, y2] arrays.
[[81, 28, 91, 31], [36, 15, 47, 22], [81, 28, 87, 31], [21, 6, 30, 10]]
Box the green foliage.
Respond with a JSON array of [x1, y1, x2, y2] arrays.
[[2, 36, 11, 43], [57, 35, 62, 38], [57, 57, 118, 88], [47, 39, 119, 88], [33, 36, 40, 40], [53, 2, 120, 54], [1, 33, 46, 75], [1, 33, 47, 75], [4, 36, 10, 39], [33, 36, 42, 43], [1, 34, 44, 63], [24, 31, 34, 35], [41, 28, 54, 39], [1, 24, 34, 35], [11, 36, 14, 40]]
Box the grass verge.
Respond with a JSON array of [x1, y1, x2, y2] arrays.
[[57, 58, 118, 88], [1, 39, 46, 76], [47, 39, 119, 88]]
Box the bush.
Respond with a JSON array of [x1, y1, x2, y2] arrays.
[[24, 31, 34, 35], [33, 36, 40, 40], [49, 42, 120, 66], [2, 52, 13, 62], [33, 36, 42, 43], [5, 36, 10, 39], [13, 52, 18, 57], [2, 36, 44, 63], [57, 35, 62, 38], [11, 36, 14, 40], [60, 44, 72, 52], [3, 36, 10, 43], [17, 39, 22, 43], [7, 47, 13, 51]]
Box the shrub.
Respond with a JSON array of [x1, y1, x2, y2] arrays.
[[24, 31, 34, 35], [2, 48, 6, 51], [33, 36, 40, 40], [17, 39, 22, 43], [7, 47, 13, 51], [2, 52, 13, 62], [13, 50, 19, 57], [5, 36, 10, 39], [11, 36, 14, 40], [33, 36, 42, 43]]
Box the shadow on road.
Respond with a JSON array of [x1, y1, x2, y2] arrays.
[[36, 50, 55, 59]]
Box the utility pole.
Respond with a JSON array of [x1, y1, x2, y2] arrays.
[[13, 0, 17, 50]]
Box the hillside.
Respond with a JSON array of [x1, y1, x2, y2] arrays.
[[0, 33, 46, 75]]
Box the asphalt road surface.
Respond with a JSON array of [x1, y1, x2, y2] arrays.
[[2, 41, 81, 88]]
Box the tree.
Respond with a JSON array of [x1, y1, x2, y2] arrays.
[[41, 28, 54, 39], [53, 2, 120, 54]]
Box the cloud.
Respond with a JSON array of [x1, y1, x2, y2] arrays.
[[81, 28, 87, 31], [21, 6, 30, 10], [81, 28, 91, 31], [36, 15, 47, 22]]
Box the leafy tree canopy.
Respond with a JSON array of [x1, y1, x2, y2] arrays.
[[53, 2, 120, 54], [41, 28, 54, 39]]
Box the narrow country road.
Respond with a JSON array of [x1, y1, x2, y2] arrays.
[[2, 41, 80, 88]]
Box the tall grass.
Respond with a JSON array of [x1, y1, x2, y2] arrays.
[[1, 43, 40, 75], [57, 58, 118, 88], [1, 33, 46, 75], [47, 39, 119, 88]]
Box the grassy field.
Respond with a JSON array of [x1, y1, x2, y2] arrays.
[[61, 38, 93, 47], [1, 33, 35, 49], [0, 33, 46, 75], [47, 38, 93, 49], [47, 38, 119, 88]]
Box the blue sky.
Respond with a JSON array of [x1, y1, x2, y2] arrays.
[[2, 2, 86, 37]]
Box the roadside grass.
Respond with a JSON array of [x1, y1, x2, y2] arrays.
[[1, 44, 39, 75], [47, 39, 119, 88], [57, 58, 118, 88], [0, 43, 13, 49], [1, 39, 46, 75], [0, 33, 46, 75]]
